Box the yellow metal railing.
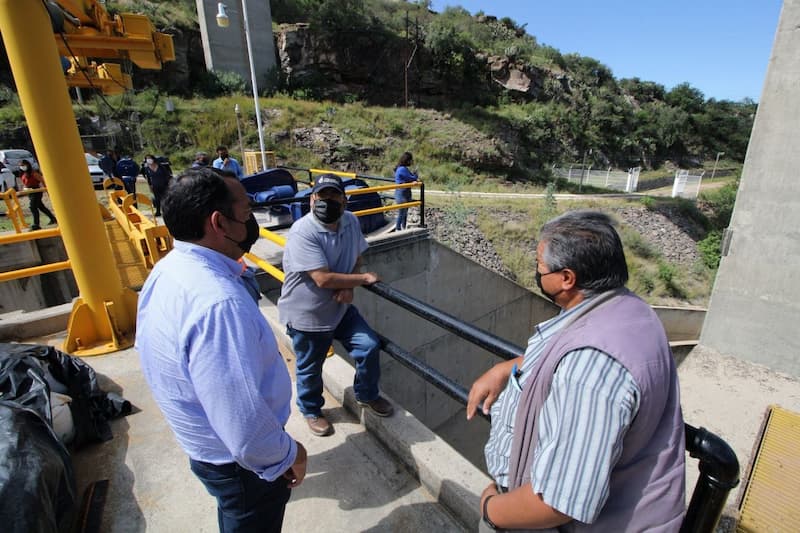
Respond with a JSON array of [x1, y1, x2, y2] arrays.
[[243, 151, 277, 175], [1, 186, 51, 233], [0, 228, 70, 283]]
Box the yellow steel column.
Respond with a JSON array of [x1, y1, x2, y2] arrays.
[[0, 0, 137, 355]]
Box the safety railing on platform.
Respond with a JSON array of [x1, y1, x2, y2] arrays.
[[1, 186, 50, 233], [247, 227, 739, 533], [103, 179, 172, 269], [275, 166, 425, 227]]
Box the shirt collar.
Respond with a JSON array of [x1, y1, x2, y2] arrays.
[[174, 240, 243, 278]]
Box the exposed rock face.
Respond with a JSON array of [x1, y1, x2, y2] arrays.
[[276, 24, 342, 86], [484, 55, 544, 97]]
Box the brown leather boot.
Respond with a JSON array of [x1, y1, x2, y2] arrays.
[[306, 415, 333, 436]]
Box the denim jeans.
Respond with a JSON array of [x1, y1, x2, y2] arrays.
[[121, 176, 137, 194], [189, 459, 291, 533], [394, 188, 412, 230], [287, 305, 381, 417]]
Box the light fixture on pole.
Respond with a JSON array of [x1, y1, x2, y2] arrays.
[[234, 103, 244, 160], [216, 2, 267, 172], [711, 151, 725, 181]]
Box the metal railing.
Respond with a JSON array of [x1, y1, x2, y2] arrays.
[[247, 227, 739, 531], [274, 166, 425, 226]]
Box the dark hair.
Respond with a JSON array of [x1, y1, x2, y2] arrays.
[[216, 145, 228, 152], [162, 168, 234, 241], [396, 151, 413, 169], [145, 154, 157, 162], [538, 210, 628, 295]]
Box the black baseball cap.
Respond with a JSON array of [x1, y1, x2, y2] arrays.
[[312, 173, 345, 194]]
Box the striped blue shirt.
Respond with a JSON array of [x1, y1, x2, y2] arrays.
[[136, 241, 296, 481], [485, 297, 640, 523]]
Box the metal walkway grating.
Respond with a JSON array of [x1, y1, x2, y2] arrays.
[[736, 405, 800, 532]]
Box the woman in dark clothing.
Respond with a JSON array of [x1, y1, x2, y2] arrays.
[[141, 154, 172, 216], [18, 159, 56, 231], [393, 151, 419, 231]]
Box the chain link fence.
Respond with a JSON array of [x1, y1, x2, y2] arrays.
[[552, 165, 642, 192]]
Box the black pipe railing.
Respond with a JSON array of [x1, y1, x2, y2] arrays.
[[364, 281, 739, 533], [681, 424, 740, 533], [378, 333, 488, 420], [366, 281, 522, 361]]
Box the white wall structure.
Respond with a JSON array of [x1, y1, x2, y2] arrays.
[[195, 0, 276, 91], [701, 1, 800, 377]]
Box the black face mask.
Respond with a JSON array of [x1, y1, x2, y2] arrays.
[[224, 213, 260, 254], [313, 198, 344, 224], [535, 269, 564, 304]]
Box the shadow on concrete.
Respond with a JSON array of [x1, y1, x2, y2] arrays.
[[360, 500, 467, 532], [71, 373, 145, 532]]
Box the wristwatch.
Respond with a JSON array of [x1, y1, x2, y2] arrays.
[[482, 494, 498, 530]]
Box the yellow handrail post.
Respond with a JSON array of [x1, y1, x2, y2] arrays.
[[0, 0, 137, 355]]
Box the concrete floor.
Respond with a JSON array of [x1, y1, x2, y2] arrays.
[[65, 342, 466, 533]]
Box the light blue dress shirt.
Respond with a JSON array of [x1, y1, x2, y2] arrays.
[[136, 240, 296, 481], [212, 156, 244, 179]]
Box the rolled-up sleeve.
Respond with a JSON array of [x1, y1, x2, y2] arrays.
[[187, 298, 296, 481]]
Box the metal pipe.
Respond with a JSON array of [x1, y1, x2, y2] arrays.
[[377, 333, 489, 421], [365, 281, 523, 361], [0, 260, 71, 282], [680, 424, 740, 533]]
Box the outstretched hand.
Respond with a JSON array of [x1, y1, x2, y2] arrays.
[[466, 359, 518, 420]]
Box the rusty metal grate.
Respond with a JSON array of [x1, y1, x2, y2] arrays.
[[736, 405, 800, 532]]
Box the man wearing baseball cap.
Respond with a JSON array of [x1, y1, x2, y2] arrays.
[[278, 174, 393, 436]]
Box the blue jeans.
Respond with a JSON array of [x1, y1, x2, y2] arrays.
[[287, 305, 381, 417], [189, 459, 291, 533], [121, 176, 137, 195], [394, 188, 411, 230]]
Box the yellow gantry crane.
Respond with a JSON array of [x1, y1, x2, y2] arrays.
[[0, 0, 174, 355]]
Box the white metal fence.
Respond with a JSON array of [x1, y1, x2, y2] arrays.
[[671, 169, 705, 199], [552, 165, 641, 193]]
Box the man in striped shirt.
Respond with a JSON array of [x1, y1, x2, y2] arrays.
[[468, 211, 685, 532]]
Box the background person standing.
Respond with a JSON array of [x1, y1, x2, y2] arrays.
[[18, 159, 56, 230], [278, 174, 394, 438], [141, 154, 172, 216], [393, 151, 419, 231], [212, 145, 243, 179]]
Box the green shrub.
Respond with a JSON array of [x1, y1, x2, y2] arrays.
[[698, 230, 723, 269]]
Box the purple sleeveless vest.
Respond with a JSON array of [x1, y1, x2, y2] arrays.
[[509, 289, 685, 532]]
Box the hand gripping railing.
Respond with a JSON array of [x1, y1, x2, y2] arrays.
[[364, 281, 739, 532]]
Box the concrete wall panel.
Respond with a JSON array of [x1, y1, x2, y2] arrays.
[[701, 1, 800, 377]]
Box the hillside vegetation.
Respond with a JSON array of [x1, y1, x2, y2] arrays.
[[0, 0, 755, 182]]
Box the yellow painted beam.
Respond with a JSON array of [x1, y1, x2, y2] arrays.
[[0, 0, 136, 355], [0, 260, 71, 283]]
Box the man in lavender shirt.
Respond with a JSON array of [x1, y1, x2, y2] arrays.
[[136, 168, 306, 532]]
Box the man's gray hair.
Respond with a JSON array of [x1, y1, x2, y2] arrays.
[[539, 210, 628, 295]]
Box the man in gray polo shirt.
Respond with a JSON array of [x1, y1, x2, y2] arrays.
[[278, 174, 394, 436]]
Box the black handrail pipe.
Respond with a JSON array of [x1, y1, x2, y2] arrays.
[[377, 334, 489, 421], [365, 281, 523, 361], [680, 424, 740, 533]]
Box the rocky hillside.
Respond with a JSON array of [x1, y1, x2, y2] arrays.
[[424, 202, 708, 305]]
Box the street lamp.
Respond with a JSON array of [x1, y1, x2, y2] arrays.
[[216, 2, 267, 171], [711, 151, 725, 181], [234, 103, 244, 159]]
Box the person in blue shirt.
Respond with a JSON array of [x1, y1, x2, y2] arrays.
[[136, 168, 307, 532], [114, 155, 140, 195], [278, 174, 394, 437], [212, 145, 244, 179], [393, 151, 419, 231]]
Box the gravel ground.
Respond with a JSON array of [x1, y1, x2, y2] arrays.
[[424, 204, 705, 277]]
